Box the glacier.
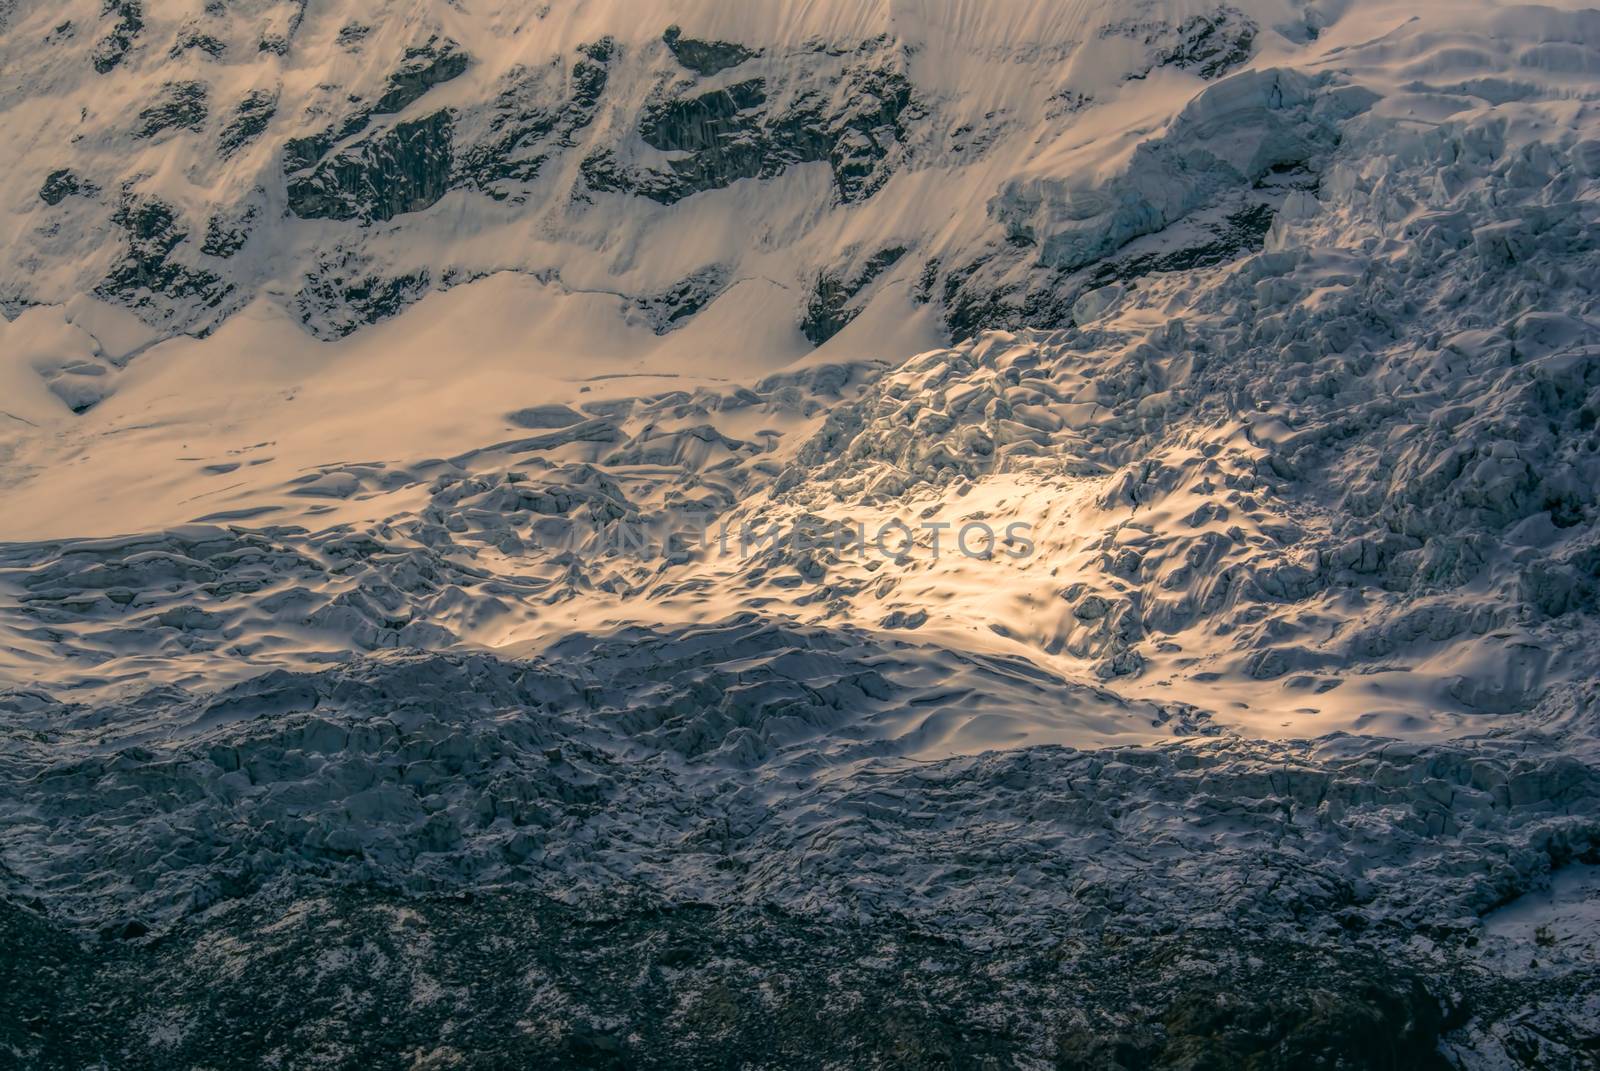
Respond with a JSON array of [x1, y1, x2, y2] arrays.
[[3, 0, 1600, 1066]]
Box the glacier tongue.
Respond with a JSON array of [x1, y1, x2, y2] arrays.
[[5, 0, 1600, 1066]]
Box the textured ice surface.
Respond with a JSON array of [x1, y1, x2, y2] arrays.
[[5, 0, 1600, 1066]]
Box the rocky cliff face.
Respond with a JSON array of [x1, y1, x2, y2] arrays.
[[3, 0, 1284, 346]]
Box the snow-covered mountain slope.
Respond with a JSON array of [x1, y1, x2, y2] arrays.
[[5, 0, 1600, 1066], [2, 0, 1328, 350]]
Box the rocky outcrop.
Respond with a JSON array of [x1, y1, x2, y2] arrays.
[[254, 0, 304, 57], [91, 0, 142, 74], [663, 24, 758, 76], [583, 49, 917, 205], [801, 245, 906, 344], [95, 195, 231, 326], [825, 59, 916, 201], [335, 23, 370, 52], [1159, 8, 1258, 77], [286, 110, 454, 223], [201, 204, 257, 258], [133, 80, 208, 139], [371, 36, 468, 115], [455, 38, 614, 199], [169, 23, 224, 59], [37, 168, 95, 205], [217, 89, 276, 157], [631, 266, 732, 333], [293, 249, 432, 337], [938, 187, 1296, 341], [628, 77, 798, 201], [1107, 5, 1259, 80]]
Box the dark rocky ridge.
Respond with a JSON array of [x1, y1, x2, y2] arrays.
[[663, 23, 759, 76], [254, 0, 304, 57], [217, 88, 276, 158], [371, 35, 468, 115], [583, 45, 918, 206], [201, 204, 257, 258], [0, 888, 1477, 1070], [133, 80, 208, 140], [279, 35, 470, 214], [631, 265, 732, 333], [38, 168, 95, 205], [95, 195, 232, 326], [335, 23, 370, 52], [1111, 5, 1259, 80], [939, 189, 1295, 343], [28, 8, 1289, 344], [802, 245, 907, 345], [169, 23, 225, 59], [455, 37, 615, 199], [91, 0, 142, 74], [293, 248, 432, 337], [286, 110, 455, 223]]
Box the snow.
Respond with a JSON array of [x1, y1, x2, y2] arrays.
[[3, 0, 1600, 1063]]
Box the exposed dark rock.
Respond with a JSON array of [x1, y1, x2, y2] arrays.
[[281, 104, 370, 172], [1107, 5, 1258, 82], [941, 252, 1025, 342], [557, 37, 613, 147], [218, 88, 276, 158], [169, 24, 224, 59], [0, 888, 1475, 1071], [912, 258, 940, 304], [824, 61, 916, 202], [134, 80, 208, 139], [286, 110, 455, 223], [1159, 8, 1257, 79], [96, 195, 231, 320], [336, 23, 370, 52], [576, 149, 628, 196], [625, 76, 799, 200], [801, 245, 907, 345], [663, 24, 758, 76], [335, 106, 372, 139], [38, 169, 96, 206], [645, 77, 768, 154], [584, 78, 807, 204], [584, 47, 916, 206], [941, 174, 1304, 342], [455, 38, 614, 199], [937, 248, 1106, 342], [255, 0, 302, 56], [372, 36, 468, 115], [455, 73, 562, 194], [1045, 89, 1096, 119], [281, 131, 331, 174], [293, 251, 432, 337], [91, 0, 142, 74], [105, 197, 186, 278], [631, 266, 731, 333], [201, 205, 257, 258]]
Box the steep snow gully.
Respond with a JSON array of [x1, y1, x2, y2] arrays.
[[5, 0, 1600, 1066]]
